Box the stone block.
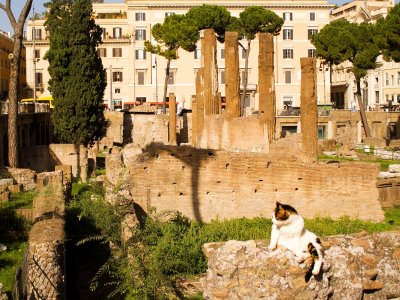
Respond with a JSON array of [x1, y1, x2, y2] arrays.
[[0, 191, 10, 202], [388, 164, 400, 173], [0, 178, 14, 187], [7, 183, 23, 193]]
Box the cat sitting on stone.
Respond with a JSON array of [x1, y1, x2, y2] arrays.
[[268, 202, 323, 276]]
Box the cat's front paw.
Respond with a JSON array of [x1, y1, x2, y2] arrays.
[[312, 269, 320, 276]]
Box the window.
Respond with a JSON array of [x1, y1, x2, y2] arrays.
[[115, 88, 121, 94], [283, 12, 293, 21], [135, 29, 146, 40], [32, 28, 42, 40], [113, 71, 123, 82], [375, 91, 379, 104], [308, 48, 316, 57], [135, 49, 146, 59], [241, 48, 247, 59], [308, 28, 318, 40], [194, 48, 201, 59], [97, 48, 107, 57], [220, 48, 225, 59], [35, 72, 43, 86], [136, 97, 146, 103], [113, 27, 122, 39], [391, 74, 394, 86], [135, 12, 145, 21], [283, 48, 293, 59], [398, 72, 400, 85], [318, 125, 326, 139], [168, 71, 175, 84], [241, 70, 247, 85], [285, 70, 292, 84], [137, 71, 145, 85], [310, 12, 316, 21], [283, 29, 293, 40], [386, 73, 389, 86], [165, 12, 175, 17], [113, 48, 122, 57], [281, 125, 297, 137], [101, 27, 106, 39], [34, 49, 40, 59], [220, 70, 226, 84]]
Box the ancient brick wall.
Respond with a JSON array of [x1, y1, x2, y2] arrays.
[[377, 178, 400, 208], [198, 114, 269, 153], [128, 114, 169, 147], [0, 112, 52, 168], [124, 145, 383, 222], [49, 144, 88, 181], [27, 171, 66, 300]]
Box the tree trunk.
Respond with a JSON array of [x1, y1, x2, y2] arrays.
[[356, 78, 371, 138], [240, 40, 251, 116], [8, 28, 24, 167], [162, 59, 171, 114], [1, 0, 33, 168]]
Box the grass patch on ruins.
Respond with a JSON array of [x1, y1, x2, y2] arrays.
[[0, 241, 27, 294], [318, 153, 400, 171], [68, 181, 400, 299], [0, 200, 31, 296], [0, 191, 37, 210]]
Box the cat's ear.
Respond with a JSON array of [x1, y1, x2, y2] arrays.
[[276, 202, 282, 208]]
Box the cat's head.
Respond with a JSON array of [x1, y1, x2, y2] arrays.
[[274, 202, 298, 221]]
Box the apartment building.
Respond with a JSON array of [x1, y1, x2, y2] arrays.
[[0, 30, 27, 101], [330, 0, 399, 110], [24, 0, 333, 111]]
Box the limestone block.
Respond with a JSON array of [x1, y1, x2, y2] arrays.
[[202, 232, 400, 299], [379, 172, 396, 179], [0, 191, 10, 202], [388, 164, 400, 173], [0, 178, 14, 187], [7, 183, 23, 193], [5, 168, 36, 191]]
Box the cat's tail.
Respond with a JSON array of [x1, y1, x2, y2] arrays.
[[305, 238, 323, 280]]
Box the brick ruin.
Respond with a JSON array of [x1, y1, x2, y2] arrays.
[[1, 168, 69, 300], [104, 30, 395, 223]]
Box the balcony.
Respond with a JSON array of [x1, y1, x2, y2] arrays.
[[95, 12, 127, 19]]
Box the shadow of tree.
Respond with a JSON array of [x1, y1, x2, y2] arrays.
[[142, 142, 215, 222]]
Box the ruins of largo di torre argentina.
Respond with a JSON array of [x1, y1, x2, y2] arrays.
[[1, 0, 400, 299]]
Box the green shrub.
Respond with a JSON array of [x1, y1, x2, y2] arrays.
[[69, 181, 400, 299]]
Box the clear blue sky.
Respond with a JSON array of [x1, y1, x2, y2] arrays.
[[0, 0, 399, 33]]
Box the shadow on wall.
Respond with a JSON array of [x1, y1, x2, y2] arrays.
[[142, 142, 213, 222]]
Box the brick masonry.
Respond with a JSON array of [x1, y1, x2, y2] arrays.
[[123, 145, 384, 222]]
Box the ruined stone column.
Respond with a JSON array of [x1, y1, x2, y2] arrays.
[[300, 57, 317, 163], [191, 96, 198, 146], [258, 33, 275, 143], [195, 68, 205, 147], [225, 31, 240, 120], [202, 29, 217, 115], [169, 93, 177, 145]]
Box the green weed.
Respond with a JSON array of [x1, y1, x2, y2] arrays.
[[0, 191, 36, 210], [0, 242, 27, 294], [68, 181, 400, 299]]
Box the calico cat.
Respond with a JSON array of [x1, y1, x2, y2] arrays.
[[268, 202, 323, 276]]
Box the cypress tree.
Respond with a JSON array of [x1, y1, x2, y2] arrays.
[[45, 0, 107, 146]]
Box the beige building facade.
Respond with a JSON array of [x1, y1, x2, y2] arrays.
[[330, 0, 400, 110], [24, 0, 333, 111]]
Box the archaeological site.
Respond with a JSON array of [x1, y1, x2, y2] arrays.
[[1, 29, 400, 299]]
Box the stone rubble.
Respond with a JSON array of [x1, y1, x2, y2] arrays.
[[202, 231, 400, 299]]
